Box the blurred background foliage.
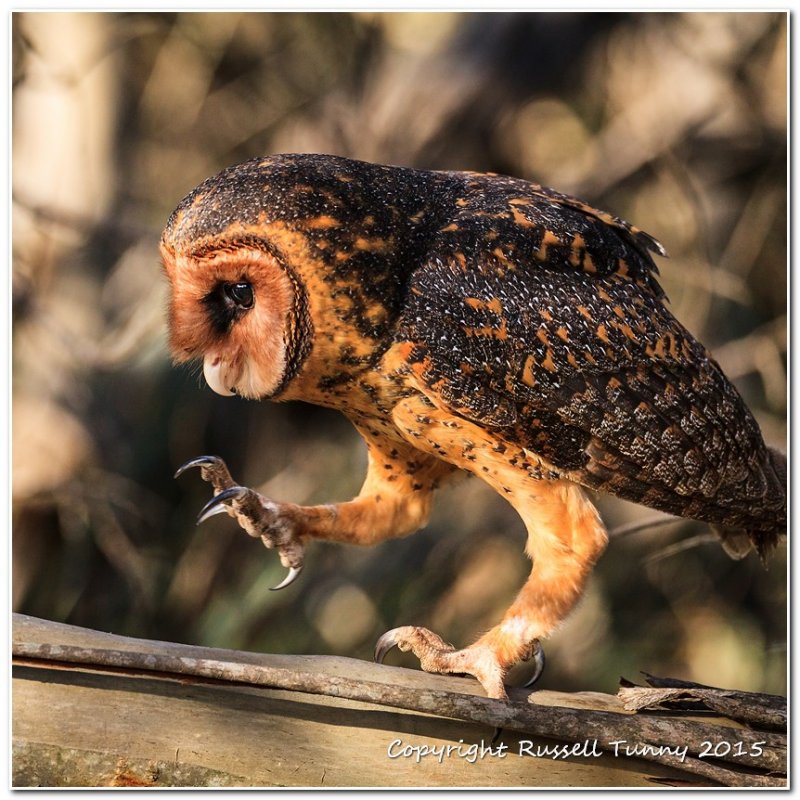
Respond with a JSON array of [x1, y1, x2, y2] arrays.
[[12, 11, 786, 695]]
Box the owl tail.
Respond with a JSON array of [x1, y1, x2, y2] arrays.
[[712, 447, 786, 565]]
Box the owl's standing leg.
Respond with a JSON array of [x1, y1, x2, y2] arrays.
[[378, 395, 608, 700]]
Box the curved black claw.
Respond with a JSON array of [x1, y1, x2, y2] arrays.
[[174, 454, 227, 479], [270, 565, 302, 591], [374, 628, 403, 664], [523, 640, 546, 688], [196, 485, 250, 524]]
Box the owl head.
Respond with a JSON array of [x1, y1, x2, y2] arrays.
[[161, 228, 299, 400]]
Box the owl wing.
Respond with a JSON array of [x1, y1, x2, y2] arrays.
[[396, 194, 783, 533]]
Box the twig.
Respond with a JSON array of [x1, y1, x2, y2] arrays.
[[710, 316, 786, 382], [12, 192, 155, 244], [619, 685, 785, 733], [644, 752, 780, 789], [608, 515, 683, 540], [643, 532, 718, 564], [631, 674, 787, 732]]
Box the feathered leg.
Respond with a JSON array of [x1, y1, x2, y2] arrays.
[[378, 395, 608, 699]]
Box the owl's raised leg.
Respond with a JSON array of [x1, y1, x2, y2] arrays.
[[175, 427, 456, 588], [378, 395, 608, 700]]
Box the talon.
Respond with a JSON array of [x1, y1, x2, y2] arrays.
[[199, 503, 230, 521], [196, 485, 249, 524], [523, 640, 546, 688], [270, 565, 302, 591], [174, 454, 227, 479], [374, 626, 412, 663], [179, 458, 305, 590], [374, 629, 399, 663]]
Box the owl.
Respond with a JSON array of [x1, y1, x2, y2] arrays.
[[162, 154, 785, 699]]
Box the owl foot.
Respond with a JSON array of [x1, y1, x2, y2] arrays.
[[175, 455, 304, 590], [374, 626, 545, 700]]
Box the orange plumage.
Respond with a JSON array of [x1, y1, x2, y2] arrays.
[[163, 154, 785, 699]]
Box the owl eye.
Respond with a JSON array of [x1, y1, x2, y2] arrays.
[[223, 281, 254, 310]]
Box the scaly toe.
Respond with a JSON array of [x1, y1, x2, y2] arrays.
[[374, 626, 509, 699], [374, 626, 454, 666]]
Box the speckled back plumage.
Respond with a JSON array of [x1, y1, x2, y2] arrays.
[[394, 171, 784, 554], [164, 154, 785, 556]]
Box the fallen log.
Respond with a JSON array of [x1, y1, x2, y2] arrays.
[[12, 614, 786, 788]]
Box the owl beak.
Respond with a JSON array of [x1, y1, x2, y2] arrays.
[[203, 354, 236, 396]]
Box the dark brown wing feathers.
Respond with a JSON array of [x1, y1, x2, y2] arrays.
[[398, 173, 785, 550]]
